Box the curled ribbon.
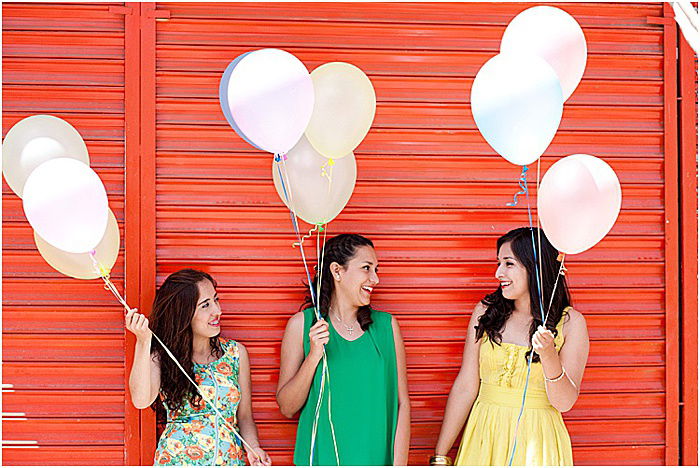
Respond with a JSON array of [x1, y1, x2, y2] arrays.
[[293, 224, 324, 248], [321, 158, 335, 193], [506, 165, 529, 207]]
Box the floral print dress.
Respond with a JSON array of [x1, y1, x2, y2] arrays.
[[154, 338, 246, 466]]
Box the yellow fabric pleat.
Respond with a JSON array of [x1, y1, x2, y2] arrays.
[[455, 309, 574, 466]]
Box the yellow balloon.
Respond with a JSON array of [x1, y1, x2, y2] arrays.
[[305, 62, 376, 159], [35, 210, 120, 279]]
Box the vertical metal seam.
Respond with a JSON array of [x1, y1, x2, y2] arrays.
[[662, 3, 681, 465], [123, 0, 142, 464]]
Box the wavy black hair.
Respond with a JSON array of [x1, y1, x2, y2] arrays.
[[149, 268, 223, 412], [475, 227, 571, 362], [301, 233, 375, 330]]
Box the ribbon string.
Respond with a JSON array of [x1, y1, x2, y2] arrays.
[[89, 254, 261, 462], [274, 156, 340, 464]]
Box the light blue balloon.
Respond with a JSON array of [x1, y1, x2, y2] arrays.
[[471, 52, 563, 166], [219, 52, 264, 151]]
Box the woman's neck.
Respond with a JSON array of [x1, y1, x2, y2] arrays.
[[192, 335, 211, 361], [329, 296, 358, 323], [512, 294, 532, 318]]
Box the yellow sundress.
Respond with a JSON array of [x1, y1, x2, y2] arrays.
[[455, 310, 573, 466]]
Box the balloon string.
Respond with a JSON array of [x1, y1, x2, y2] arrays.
[[506, 169, 546, 466], [543, 254, 567, 326], [536, 158, 544, 314], [275, 155, 319, 316], [88, 254, 262, 462], [507, 349, 535, 466], [309, 225, 339, 465], [275, 157, 338, 463], [506, 165, 529, 207]]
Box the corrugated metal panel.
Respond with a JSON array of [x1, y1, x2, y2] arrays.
[[152, 2, 670, 465], [1, 2, 127, 465]]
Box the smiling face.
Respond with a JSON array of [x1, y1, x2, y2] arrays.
[[190, 279, 221, 339], [331, 245, 380, 308], [495, 241, 529, 301]]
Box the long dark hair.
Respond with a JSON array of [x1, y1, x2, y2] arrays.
[[302, 234, 375, 330], [149, 268, 222, 412], [475, 227, 571, 362]]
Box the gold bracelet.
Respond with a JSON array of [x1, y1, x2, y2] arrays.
[[544, 367, 566, 383], [429, 455, 453, 466]]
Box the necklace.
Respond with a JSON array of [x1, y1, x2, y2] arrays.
[[332, 310, 357, 336]]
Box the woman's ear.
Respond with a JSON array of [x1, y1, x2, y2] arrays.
[[329, 262, 342, 281]]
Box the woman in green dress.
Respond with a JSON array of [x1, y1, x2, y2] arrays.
[[277, 234, 410, 466]]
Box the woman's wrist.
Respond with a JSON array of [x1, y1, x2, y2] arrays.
[[135, 335, 152, 347], [429, 454, 453, 466]]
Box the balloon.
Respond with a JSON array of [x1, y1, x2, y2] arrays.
[[2, 115, 89, 198], [219, 52, 263, 151], [305, 62, 376, 159], [221, 48, 314, 154], [272, 135, 356, 225], [23, 158, 109, 254], [35, 210, 120, 279], [537, 154, 621, 255], [471, 53, 563, 166], [501, 6, 587, 101]]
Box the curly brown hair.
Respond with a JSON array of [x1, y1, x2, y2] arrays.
[[149, 269, 223, 412], [474, 227, 570, 362]]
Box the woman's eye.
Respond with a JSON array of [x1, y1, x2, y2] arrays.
[[363, 266, 370, 270], [202, 303, 209, 308]]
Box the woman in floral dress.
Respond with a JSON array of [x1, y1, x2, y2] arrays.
[[126, 269, 272, 466]]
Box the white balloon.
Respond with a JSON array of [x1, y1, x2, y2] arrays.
[[224, 48, 314, 155], [23, 158, 109, 254], [471, 53, 563, 166], [2, 115, 89, 198], [501, 6, 587, 100]]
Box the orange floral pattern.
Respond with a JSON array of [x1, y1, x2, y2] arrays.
[[154, 338, 245, 466]]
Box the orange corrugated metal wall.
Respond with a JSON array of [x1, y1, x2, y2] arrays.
[[153, 2, 671, 465], [1, 2, 692, 466], [2, 2, 129, 465]]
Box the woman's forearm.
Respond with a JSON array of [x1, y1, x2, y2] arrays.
[[540, 353, 579, 412], [238, 413, 261, 450], [434, 383, 478, 456], [129, 337, 155, 408], [393, 399, 411, 465], [276, 352, 323, 417]]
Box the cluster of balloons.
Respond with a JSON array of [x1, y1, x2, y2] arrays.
[[2, 115, 118, 279], [219, 49, 376, 225], [471, 6, 621, 255]]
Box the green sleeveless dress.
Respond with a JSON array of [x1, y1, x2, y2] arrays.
[[293, 308, 399, 466]]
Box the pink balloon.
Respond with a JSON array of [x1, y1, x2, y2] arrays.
[[501, 6, 587, 101], [23, 158, 109, 254], [537, 154, 621, 255]]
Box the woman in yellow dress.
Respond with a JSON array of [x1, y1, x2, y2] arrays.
[[431, 227, 589, 466]]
